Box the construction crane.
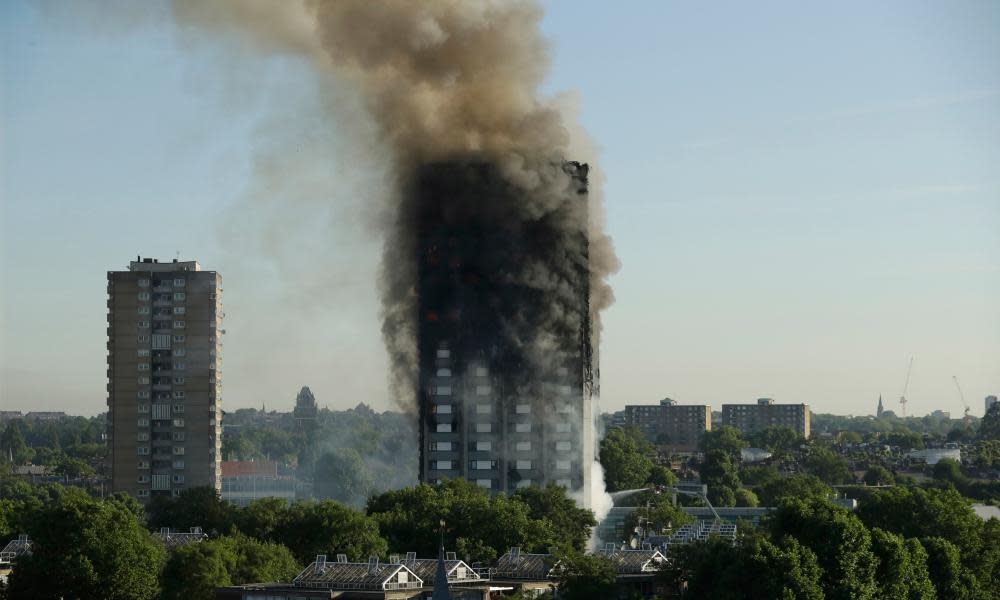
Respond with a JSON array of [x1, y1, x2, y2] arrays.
[[899, 357, 914, 417], [952, 376, 971, 430]]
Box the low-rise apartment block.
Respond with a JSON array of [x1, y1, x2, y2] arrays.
[[721, 398, 810, 439], [623, 398, 711, 452]]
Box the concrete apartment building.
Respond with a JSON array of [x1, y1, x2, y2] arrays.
[[418, 162, 594, 498], [107, 257, 222, 501], [721, 398, 810, 439], [987, 396, 997, 414], [623, 399, 711, 452]]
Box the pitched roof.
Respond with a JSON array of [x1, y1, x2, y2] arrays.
[[493, 550, 554, 580], [0, 535, 32, 564], [593, 548, 667, 574], [294, 558, 423, 592]]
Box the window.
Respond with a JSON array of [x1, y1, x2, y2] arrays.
[[516, 460, 532, 470], [151, 404, 170, 420], [435, 386, 452, 396], [173, 460, 185, 469], [137, 363, 150, 371], [137, 475, 150, 483], [137, 391, 150, 399], [137, 446, 149, 455], [434, 404, 452, 414], [172, 474, 185, 484], [138, 404, 149, 414], [173, 292, 186, 301], [173, 348, 186, 357], [516, 441, 532, 451], [173, 335, 185, 343], [151, 334, 171, 349], [556, 460, 571, 470], [436, 368, 451, 377], [559, 385, 572, 395], [172, 432, 185, 441], [172, 446, 185, 455], [137, 321, 149, 329], [173, 278, 185, 287], [173, 377, 185, 384], [137, 306, 150, 314], [556, 423, 571, 433], [476, 479, 492, 488], [137, 489, 150, 498], [476, 386, 491, 396], [556, 479, 572, 488], [138, 376, 150, 384], [516, 404, 531, 414], [173, 404, 185, 413], [173, 391, 185, 399], [138, 279, 150, 287], [171, 489, 182, 497], [433, 460, 452, 470], [557, 404, 573, 414], [151, 474, 169, 490], [475, 367, 488, 376], [137, 349, 150, 357], [436, 423, 452, 433], [137, 460, 150, 470], [137, 335, 150, 343], [475, 441, 492, 451], [173, 321, 185, 329], [556, 441, 572, 451], [173, 363, 185, 370], [137, 432, 149, 441], [431, 441, 452, 451], [515, 423, 531, 433], [476, 404, 491, 414], [172, 418, 185, 427], [173, 307, 186, 315], [137, 292, 150, 301], [436, 349, 450, 359], [476, 423, 492, 433], [473, 460, 493, 470], [557, 367, 568, 376]]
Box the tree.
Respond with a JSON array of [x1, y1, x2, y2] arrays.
[[862, 465, 894, 486], [700, 449, 742, 507], [648, 464, 677, 487], [281, 500, 387, 565], [8, 493, 165, 600], [750, 426, 803, 459], [314, 448, 374, 507], [699, 426, 747, 457], [921, 537, 984, 600], [551, 549, 617, 600], [734, 488, 759, 508], [663, 535, 823, 600], [803, 446, 854, 485], [599, 427, 653, 492], [623, 491, 691, 536], [869, 528, 935, 600], [979, 403, 1000, 440], [146, 486, 235, 535], [0, 421, 32, 465], [768, 498, 878, 600], [512, 484, 596, 552]]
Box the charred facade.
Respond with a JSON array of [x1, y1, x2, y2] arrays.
[[416, 159, 594, 498]]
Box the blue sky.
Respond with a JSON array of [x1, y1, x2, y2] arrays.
[[2, 1, 998, 417]]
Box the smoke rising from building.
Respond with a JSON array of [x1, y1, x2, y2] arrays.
[[170, 0, 618, 407]]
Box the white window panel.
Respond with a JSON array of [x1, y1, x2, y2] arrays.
[[556, 441, 572, 451], [151, 405, 170, 420], [476, 404, 491, 414], [436, 368, 451, 377], [435, 404, 452, 414], [435, 386, 452, 396], [432, 441, 452, 451], [173, 335, 185, 343], [172, 307, 186, 315], [137, 292, 150, 301], [559, 385, 572, 395], [137, 321, 149, 329], [137, 376, 150, 385], [137, 475, 150, 483], [172, 446, 185, 455], [436, 423, 452, 433], [138, 279, 150, 287], [473, 460, 493, 470], [557, 404, 573, 414], [476, 386, 491, 396], [173, 321, 185, 329], [516, 460, 532, 470], [137, 336, 150, 343], [434, 460, 452, 470], [172, 474, 185, 483], [137, 489, 149, 498], [515, 423, 531, 433], [172, 418, 185, 427], [173, 404, 184, 413], [151, 334, 171, 349], [138, 404, 149, 413], [173, 348, 186, 357], [172, 432, 185, 441], [516, 441, 532, 451], [173, 293, 186, 301], [436, 349, 450, 358], [137, 306, 150, 314], [174, 363, 185, 370], [556, 460, 571, 470], [476, 423, 492, 433], [137, 349, 150, 357], [173, 391, 185, 399], [137, 461, 150, 470], [151, 474, 170, 490], [516, 479, 532, 488], [137, 364, 149, 371], [555, 423, 571, 433], [173, 460, 185, 469], [137, 446, 149, 455], [516, 404, 531, 414], [476, 441, 492, 451], [173, 377, 185, 385], [476, 479, 492, 488], [173, 278, 185, 287], [137, 432, 149, 442]]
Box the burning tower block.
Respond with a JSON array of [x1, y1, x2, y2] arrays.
[[417, 159, 595, 501]]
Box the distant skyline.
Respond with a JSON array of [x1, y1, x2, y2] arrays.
[[2, 1, 998, 417]]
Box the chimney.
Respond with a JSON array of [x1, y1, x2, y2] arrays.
[[367, 556, 379, 574]]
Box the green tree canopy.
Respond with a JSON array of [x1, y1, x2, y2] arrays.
[[550, 549, 618, 600], [146, 486, 236, 535], [8, 491, 165, 600], [314, 448, 374, 507], [699, 426, 747, 457], [862, 465, 894, 486], [803, 446, 854, 485], [979, 403, 1000, 440], [869, 528, 935, 600], [599, 427, 654, 492], [511, 483, 596, 552], [921, 537, 984, 600]]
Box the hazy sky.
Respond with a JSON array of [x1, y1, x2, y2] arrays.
[[2, 1, 998, 418]]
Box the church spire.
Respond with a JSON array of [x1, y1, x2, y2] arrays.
[[877, 395, 884, 418]]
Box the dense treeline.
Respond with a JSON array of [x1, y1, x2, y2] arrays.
[[0, 416, 105, 478]]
